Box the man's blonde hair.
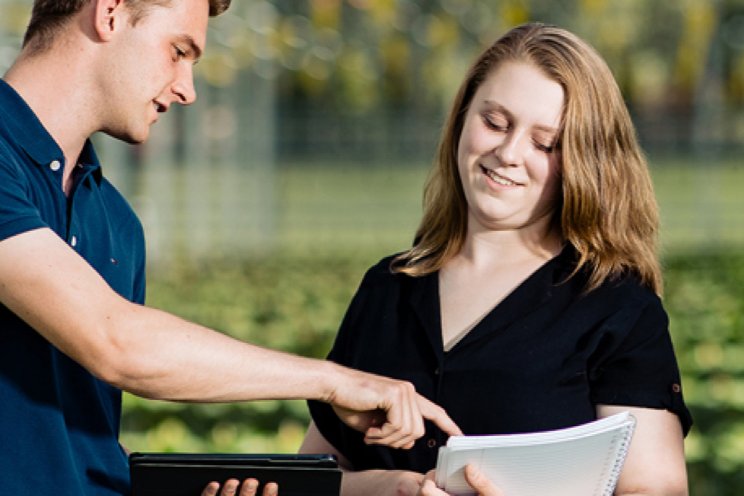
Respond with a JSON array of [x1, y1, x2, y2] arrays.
[[23, 0, 230, 53]]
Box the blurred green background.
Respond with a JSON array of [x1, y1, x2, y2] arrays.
[[3, 0, 744, 493]]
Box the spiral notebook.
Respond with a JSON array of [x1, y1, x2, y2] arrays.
[[435, 411, 636, 496]]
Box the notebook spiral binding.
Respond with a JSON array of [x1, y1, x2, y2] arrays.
[[599, 415, 637, 496]]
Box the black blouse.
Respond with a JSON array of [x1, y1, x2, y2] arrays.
[[308, 248, 692, 474]]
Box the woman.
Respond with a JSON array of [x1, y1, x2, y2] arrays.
[[301, 23, 691, 496]]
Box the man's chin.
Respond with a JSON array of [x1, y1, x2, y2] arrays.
[[106, 129, 149, 145], [124, 135, 148, 145]]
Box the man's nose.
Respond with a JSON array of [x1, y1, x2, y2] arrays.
[[173, 64, 197, 105]]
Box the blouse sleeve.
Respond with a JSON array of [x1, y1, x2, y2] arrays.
[[588, 293, 693, 435]]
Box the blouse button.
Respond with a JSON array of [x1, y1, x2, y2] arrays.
[[70, 235, 77, 247], [427, 438, 437, 448], [49, 160, 61, 171], [672, 383, 681, 393]]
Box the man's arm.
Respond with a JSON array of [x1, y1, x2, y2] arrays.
[[0, 228, 460, 447]]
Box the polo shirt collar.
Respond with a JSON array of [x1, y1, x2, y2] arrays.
[[0, 79, 102, 184], [77, 140, 104, 184]]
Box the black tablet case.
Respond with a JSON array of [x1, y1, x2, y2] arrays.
[[129, 453, 342, 496]]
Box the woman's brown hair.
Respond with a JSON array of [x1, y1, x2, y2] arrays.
[[392, 22, 662, 295]]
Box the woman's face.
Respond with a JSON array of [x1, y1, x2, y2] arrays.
[[457, 60, 564, 237]]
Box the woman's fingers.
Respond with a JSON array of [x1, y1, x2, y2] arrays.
[[463, 465, 505, 496]]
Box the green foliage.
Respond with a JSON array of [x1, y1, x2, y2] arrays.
[[122, 250, 744, 494], [664, 251, 744, 495]]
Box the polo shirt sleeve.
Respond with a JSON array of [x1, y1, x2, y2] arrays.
[[588, 294, 693, 435], [0, 156, 48, 242]]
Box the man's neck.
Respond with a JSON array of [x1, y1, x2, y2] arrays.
[[4, 45, 99, 189]]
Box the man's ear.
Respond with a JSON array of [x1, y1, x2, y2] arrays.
[[92, 0, 128, 41]]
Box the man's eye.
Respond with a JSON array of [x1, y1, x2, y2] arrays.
[[173, 46, 186, 60]]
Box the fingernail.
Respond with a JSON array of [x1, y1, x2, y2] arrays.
[[224, 479, 238, 494], [205, 482, 219, 496]]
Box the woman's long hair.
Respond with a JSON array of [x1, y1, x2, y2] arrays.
[[392, 22, 662, 295]]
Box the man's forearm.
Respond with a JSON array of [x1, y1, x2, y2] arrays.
[[95, 301, 339, 402]]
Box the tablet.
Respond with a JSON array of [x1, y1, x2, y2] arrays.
[[129, 452, 342, 496]]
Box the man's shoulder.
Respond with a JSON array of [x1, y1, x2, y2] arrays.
[[0, 112, 21, 159], [0, 81, 29, 144], [0, 124, 30, 182]]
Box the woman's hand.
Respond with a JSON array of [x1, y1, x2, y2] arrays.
[[201, 478, 278, 496], [418, 466, 504, 496]]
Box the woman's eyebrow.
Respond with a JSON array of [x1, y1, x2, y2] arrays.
[[482, 100, 560, 134]]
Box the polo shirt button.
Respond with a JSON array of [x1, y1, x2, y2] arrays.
[[427, 438, 437, 448], [49, 160, 61, 171], [70, 235, 77, 247], [434, 367, 439, 375], [672, 383, 681, 393]]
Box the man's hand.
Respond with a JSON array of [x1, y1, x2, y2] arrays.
[[326, 365, 461, 448], [201, 478, 278, 496]]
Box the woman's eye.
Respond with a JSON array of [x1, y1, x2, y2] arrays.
[[535, 140, 559, 154], [483, 114, 508, 131]]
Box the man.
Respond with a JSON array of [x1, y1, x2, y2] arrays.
[[0, 0, 460, 494]]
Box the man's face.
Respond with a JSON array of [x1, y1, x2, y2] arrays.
[[101, 0, 209, 143]]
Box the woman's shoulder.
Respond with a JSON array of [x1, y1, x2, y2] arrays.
[[595, 271, 661, 307], [556, 246, 661, 306], [361, 252, 413, 281], [569, 271, 667, 333], [353, 253, 431, 300]]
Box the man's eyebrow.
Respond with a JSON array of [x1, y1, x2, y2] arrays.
[[177, 34, 203, 61]]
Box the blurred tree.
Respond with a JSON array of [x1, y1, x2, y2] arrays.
[[4, 0, 743, 154]]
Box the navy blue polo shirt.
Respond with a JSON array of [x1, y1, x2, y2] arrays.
[[0, 79, 145, 495]]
